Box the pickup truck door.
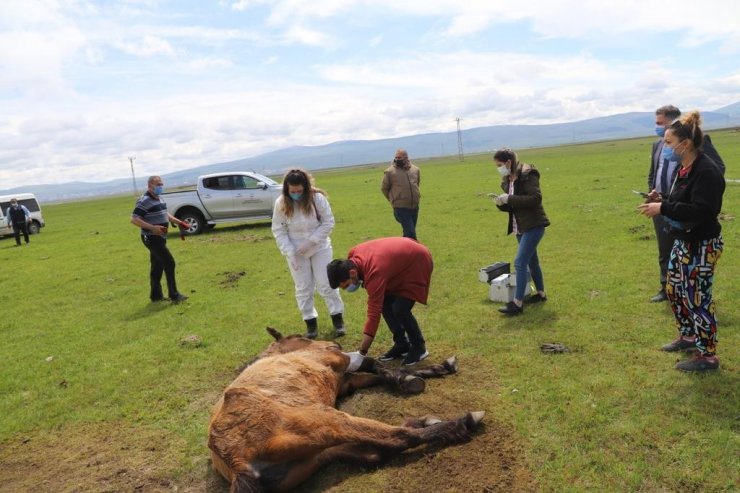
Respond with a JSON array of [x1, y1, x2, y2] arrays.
[[199, 175, 238, 219], [233, 175, 276, 217]]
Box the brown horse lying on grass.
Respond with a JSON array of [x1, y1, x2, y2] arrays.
[[208, 327, 484, 492]]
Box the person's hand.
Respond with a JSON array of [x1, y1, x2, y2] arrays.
[[344, 351, 364, 372], [152, 225, 166, 235], [494, 194, 509, 206], [638, 202, 662, 218], [646, 189, 662, 203], [288, 255, 300, 271], [296, 241, 315, 257]]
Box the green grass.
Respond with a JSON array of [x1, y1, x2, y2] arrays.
[[1, 129, 738, 492]]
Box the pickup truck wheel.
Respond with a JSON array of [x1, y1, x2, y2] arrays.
[[178, 212, 205, 235], [28, 221, 40, 235]]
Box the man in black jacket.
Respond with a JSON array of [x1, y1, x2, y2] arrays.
[[646, 105, 725, 302]]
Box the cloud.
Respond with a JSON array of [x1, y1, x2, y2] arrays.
[[113, 35, 176, 58], [1, 1, 738, 189]]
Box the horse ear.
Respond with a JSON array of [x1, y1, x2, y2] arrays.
[[266, 327, 283, 340]]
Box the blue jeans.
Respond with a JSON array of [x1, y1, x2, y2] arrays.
[[393, 207, 418, 240], [514, 226, 546, 301]]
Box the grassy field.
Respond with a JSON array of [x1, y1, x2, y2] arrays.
[[1, 129, 738, 492]]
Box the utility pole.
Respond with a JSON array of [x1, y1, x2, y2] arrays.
[[128, 157, 138, 196], [455, 117, 464, 161]]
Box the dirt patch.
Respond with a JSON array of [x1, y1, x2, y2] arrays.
[[205, 234, 271, 244], [219, 271, 245, 288], [0, 422, 213, 492]]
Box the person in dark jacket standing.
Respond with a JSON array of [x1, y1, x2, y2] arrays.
[[491, 148, 550, 315], [381, 149, 421, 240], [646, 104, 725, 303], [639, 111, 725, 372], [131, 176, 189, 303], [5, 198, 31, 246]]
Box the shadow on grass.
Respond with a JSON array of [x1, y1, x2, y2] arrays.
[[124, 300, 177, 321]]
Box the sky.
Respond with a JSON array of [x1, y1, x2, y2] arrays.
[[1, 0, 739, 189]]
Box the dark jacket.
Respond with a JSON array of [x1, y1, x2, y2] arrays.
[[497, 164, 551, 234], [649, 134, 725, 190], [660, 150, 725, 242]]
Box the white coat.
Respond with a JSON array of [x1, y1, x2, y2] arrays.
[[271, 192, 344, 320]]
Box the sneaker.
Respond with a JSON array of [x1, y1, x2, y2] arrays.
[[331, 313, 346, 337], [675, 354, 719, 372], [378, 341, 410, 362], [650, 290, 668, 302], [661, 336, 695, 352], [171, 293, 188, 303], [498, 301, 523, 315], [151, 296, 167, 302], [402, 347, 429, 366], [524, 293, 547, 304]]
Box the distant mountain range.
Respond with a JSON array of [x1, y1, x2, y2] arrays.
[[4, 101, 740, 202]]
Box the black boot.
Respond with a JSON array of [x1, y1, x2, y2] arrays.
[[331, 313, 346, 337], [305, 318, 318, 339]]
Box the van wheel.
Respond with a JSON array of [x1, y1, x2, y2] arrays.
[[178, 211, 204, 235], [28, 221, 40, 235]]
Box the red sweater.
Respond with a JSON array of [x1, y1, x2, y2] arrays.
[[347, 237, 433, 337]]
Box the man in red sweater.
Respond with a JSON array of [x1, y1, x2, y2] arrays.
[[327, 237, 433, 366]]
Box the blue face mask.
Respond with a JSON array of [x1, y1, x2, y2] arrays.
[[154, 185, 164, 195], [289, 192, 303, 201], [655, 126, 666, 138], [662, 146, 674, 161], [345, 281, 361, 292]]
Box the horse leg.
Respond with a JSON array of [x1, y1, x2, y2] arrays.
[[257, 408, 484, 491], [261, 443, 386, 491]]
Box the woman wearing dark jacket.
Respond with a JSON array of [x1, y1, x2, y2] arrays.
[[491, 148, 551, 315], [639, 110, 725, 372]]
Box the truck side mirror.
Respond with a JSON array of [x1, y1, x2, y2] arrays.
[[257, 181, 268, 190]]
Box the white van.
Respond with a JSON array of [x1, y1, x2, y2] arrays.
[[0, 193, 46, 237]]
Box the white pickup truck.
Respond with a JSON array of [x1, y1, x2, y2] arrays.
[[163, 171, 282, 235]]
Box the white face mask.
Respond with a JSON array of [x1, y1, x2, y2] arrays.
[[497, 166, 511, 177]]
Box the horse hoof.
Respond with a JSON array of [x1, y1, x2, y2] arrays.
[[465, 411, 485, 429], [443, 356, 458, 373], [400, 375, 425, 394]]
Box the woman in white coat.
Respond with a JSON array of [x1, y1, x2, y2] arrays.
[[272, 169, 346, 339]]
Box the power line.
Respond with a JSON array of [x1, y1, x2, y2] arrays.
[[455, 117, 464, 161]]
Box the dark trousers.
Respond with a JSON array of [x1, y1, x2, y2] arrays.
[[11, 222, 29, 245], [393, 207, 419, 240], [382, 295, 425, 348], [141, 235, 179, 300], [652, 216, 677, 289]]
